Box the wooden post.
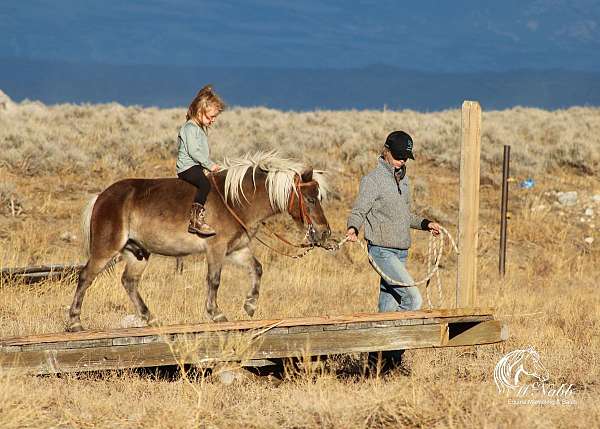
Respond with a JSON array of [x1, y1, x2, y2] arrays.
[[456, 101, 481, 308]]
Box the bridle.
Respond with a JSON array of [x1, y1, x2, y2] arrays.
[[209, 173, 320, 258], [286, 175, 317, 241]]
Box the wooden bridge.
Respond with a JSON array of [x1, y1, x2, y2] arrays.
[[0, 308, 506, 375]]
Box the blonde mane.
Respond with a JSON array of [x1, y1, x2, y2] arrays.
[[222, 151, 328, 211]]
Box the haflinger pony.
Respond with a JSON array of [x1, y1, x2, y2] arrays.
[[67, 152, 331, 332]]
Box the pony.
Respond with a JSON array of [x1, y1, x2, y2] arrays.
[[493, 346, 550, 394], [67, 152, 331, 332]]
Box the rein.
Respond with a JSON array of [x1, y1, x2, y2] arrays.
[[209, 173, 317, 258], [259, 175, 317, 248], [287, 175, 314, 227]]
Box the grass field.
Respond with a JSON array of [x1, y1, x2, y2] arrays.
[[0, 99, 598, 427]]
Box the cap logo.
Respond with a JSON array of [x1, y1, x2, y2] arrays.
[[406, 138, 413, 151]]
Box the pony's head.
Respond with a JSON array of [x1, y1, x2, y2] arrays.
[[287, 167, 331, 245], [222, 151, 331, 245]]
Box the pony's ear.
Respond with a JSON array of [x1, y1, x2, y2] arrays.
[[301, 168, 313, 182]]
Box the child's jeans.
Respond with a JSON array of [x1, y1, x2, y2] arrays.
[[178, 165, 211, 205]]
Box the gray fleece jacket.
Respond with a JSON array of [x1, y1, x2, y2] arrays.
[[347, 157, 429, 249], [176, 120, 216, 174]]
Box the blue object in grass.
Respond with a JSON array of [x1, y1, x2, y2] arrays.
[[520, 178, 535, 189]]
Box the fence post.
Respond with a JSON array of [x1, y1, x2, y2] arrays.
[[456, 100, 481, 308], [499, 145, 510, 276]]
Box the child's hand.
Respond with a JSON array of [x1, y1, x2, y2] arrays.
[[211, 164, 221, 173]]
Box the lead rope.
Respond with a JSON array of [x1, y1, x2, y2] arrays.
[[327, 226, 458, 309]]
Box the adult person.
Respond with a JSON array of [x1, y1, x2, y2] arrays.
[[346, 130, 441, 370]]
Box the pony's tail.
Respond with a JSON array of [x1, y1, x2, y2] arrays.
[[81, 195, 99, 259]]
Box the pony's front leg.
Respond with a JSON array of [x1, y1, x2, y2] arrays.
[[205, 246, 227, 322], [227, 246, 263, 317]]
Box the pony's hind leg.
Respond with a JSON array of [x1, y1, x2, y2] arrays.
[[67, 255, 116, 332], [120, 250, 156, 326], [175, 257, 184, 274], [227, 246, 263, 317], [205, 244, 227, 322]]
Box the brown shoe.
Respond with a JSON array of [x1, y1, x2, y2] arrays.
[[188, 203, 216, 237]]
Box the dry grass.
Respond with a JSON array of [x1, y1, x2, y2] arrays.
[[0, 100, 599, 427]]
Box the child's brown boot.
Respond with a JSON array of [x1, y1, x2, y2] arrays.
[[188, 203, 216, 237]]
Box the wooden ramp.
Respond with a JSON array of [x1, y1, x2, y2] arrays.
[[0, 308, 507, 375]]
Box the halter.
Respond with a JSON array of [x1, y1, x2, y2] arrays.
[[287, 175, 316, 227]]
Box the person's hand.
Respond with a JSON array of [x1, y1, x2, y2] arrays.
[[346, 227, 358, 242], [211, 164, 221, 173], [428, 222, 441, 236]]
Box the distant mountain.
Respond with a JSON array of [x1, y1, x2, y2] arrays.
[[1, 1, 600, 72], [1, 58, 599, 110]]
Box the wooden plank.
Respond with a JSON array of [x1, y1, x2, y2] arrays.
[[348, 322, 375, 329], [0, 264, 83, 285], [2, 346, 21, 353], [442, 320, 508, 347], [0, 320, 507, 375], [254, 325, 445, 357], [0, 324, 438, 374], [323, 324, 347, 331], [288, 325, 324, 334], [21, 339, 113, 352], [0, 264, 83, 276], [457, 100, 481, 308], [0, 307, 495, 347], [432, 315, 493, 324], [393, 319, 424, 326]]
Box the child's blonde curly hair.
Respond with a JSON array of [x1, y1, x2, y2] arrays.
[[186, 85, 226, 131]]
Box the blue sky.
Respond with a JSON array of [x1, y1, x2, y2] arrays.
[[2, 0, 600, 71]]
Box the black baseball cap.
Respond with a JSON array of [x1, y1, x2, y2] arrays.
[[384, 131, 415, 160]]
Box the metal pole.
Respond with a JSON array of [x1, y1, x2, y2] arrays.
[[499, 145, 510, 276]]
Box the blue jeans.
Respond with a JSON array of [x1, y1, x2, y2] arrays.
[[368, 244, 423, 312], [367, 244, 423, 372]]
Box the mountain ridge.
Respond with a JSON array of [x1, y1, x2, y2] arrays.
[[1, 58, 599, 111]]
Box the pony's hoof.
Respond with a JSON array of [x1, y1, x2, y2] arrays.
[[67, 322, 84, 333], [212, 313, 228, 323], [244, 302, 256, 317], [146, 317, 160, 327]]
